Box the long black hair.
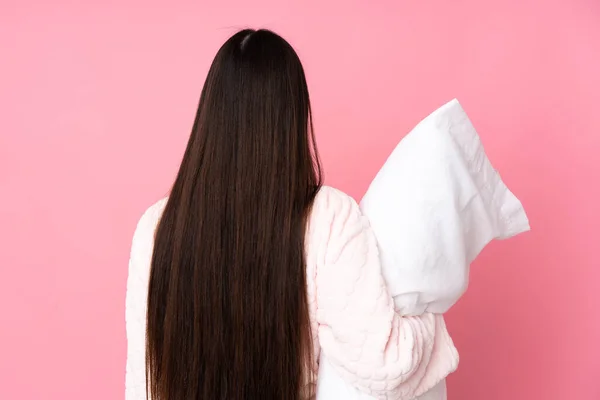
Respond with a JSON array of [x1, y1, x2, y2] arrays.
[[146, 29, 323, 399]]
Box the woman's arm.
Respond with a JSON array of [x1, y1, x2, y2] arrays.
[[125, 255, 146, 400], [125, 216, 149, 400], [315, 189, 459, 400], [125, 199, 166, 400]]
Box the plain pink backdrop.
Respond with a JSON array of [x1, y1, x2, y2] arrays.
[[1, 1, 599, 399]]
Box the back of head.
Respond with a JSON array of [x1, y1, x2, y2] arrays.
[[146, 29, 322, 400]]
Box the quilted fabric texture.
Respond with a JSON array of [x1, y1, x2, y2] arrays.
[[317, 99, 530, 400], [126, 187, 459, 400]]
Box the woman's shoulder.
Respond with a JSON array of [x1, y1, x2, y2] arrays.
[[138, 197, 168, 228], [310, 186, 366, 237], [130, 197, 168, 256], [313, 186, 361, 217], [131, 188, 363, 249], [136, 197, 168, 234]]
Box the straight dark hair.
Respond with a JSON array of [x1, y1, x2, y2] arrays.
[[146, 29, 323, 400]]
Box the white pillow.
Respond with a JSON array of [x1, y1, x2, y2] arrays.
[[316, 99, 530, 400], [359, 98, 530, 316]]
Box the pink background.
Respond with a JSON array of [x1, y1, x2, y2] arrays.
[[1, 1, 599, 399]]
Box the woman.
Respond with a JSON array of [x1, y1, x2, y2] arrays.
[[125, 29, 458, 400]]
